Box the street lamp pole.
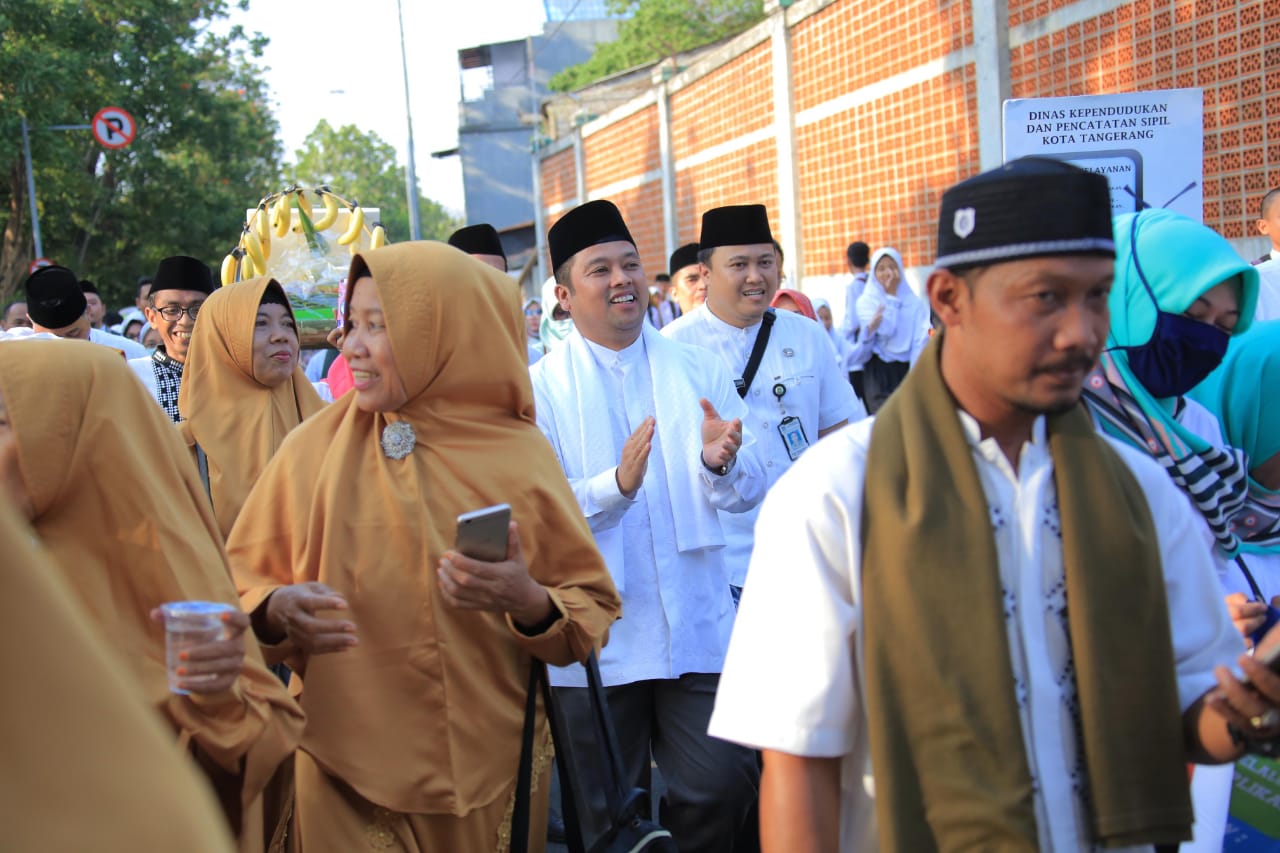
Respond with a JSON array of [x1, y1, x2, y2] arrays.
[[20, 117, 43, 258], [396, 0, 423, 240]]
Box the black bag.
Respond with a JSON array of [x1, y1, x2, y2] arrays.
[[510, 652, 676, 853]]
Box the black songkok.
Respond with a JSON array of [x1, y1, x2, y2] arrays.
[[669, 243, 701, 276], [699, 204, 773, 250], [548, 200, 635, 271], [151, 256, 216, 296], [258, 280, 290, 308], [448, 224, 507, 262], [24, 265, 86, 329], [934, 156, 1115, 270]]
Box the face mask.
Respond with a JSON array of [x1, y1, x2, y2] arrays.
[[1125, 310, 1228, 399]]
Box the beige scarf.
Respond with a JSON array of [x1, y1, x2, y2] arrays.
[[861, 333, 1192, 851]]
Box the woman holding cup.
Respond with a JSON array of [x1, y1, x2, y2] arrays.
[[0, 339, 304, 853]]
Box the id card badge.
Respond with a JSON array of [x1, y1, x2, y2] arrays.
[[778, 416, 810, 460]]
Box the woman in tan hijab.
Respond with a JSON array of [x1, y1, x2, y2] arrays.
[[0, 340, 305, 853], [229, 241, 620, 852], [0, 494, 234, 853], [178, 276, 324, 540]]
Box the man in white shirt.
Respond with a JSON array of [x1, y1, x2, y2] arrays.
[[645, 273, 681, 328], [23, 266, 147, 358], [530, 199, 766, 852], [1252, 187, 1280, 265], [81, 280, 106, 329], [664, 204, 863, 602], [710, 157, 1280, 852], [127, 256, 215, 422], [447, 222, 509, 272], [668, 242, 706, 316]]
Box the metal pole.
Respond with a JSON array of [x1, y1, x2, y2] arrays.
[[528, 36, 546, 288], [396, 0, 423, 240], [21, 117, 43, 258]]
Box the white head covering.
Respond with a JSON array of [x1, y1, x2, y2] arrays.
[[539, 276, 575, 352], [861, 247, 924, 359]]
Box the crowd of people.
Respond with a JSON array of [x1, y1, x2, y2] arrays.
[[5, 157, 1280, 853]]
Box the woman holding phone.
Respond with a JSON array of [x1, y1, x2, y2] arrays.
[[228, 242, 620, 852]]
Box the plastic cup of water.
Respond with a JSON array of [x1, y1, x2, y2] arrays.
[[160, 601, 237, 695]]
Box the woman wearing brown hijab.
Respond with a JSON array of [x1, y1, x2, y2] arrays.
[[178, 277, 324, 540], [0, 494, 234, 853], [229, 242, 620, 852], [0, 340, 305, 853]]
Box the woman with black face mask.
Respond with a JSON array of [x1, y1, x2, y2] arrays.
[[1082, 208, 1262, 853], [1085, 208, 1261, 557]]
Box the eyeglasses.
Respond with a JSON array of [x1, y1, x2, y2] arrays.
[[524, 307, 543, 317], [153, 302, 205, 321]]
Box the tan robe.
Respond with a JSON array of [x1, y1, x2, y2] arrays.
[[178, 276, 324, 540], [229, 242, 620, 851], [0, 339, 306, 853], [0, 495, 235, 853]]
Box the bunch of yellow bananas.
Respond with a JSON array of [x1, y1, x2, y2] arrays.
[[221, 186, 387, 286]]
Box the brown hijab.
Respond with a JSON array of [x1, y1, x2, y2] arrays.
[[178, 276, 324, 540], [230, 241, 619, 815], [0, 339, 304, 840], [0, 495, 235, 853]]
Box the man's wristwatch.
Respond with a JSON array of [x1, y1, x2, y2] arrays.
[[702, 454, 735, 477]]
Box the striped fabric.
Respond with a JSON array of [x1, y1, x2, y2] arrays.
[[1083, 357, 1280, 558]]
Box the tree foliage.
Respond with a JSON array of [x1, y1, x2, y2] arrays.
[[0, 0, 282, 307], [548, 0, 765, 93], [287, 121, 460, 245]]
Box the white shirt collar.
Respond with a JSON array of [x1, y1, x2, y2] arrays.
[[702, 303, 762, 337], [582, 331, 645, 371], [956, 408, 1049, 480]]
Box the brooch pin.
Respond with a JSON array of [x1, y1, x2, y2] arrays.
[[381, 421, 416, 460]]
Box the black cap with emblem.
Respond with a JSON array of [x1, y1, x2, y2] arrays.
[[934, 156, 1115, 272]]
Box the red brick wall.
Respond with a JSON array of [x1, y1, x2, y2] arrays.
[[797, 68, 980, 276], [670, 42, 774, 163], [675, 139, 780, 245], [542, 0, 1274, 279], [1010, 0, 1277, 240], [584, 105, 661, 186], [541, 147, 577, 213], [791, 0, 973, 114], [608, 181, 666, 282]]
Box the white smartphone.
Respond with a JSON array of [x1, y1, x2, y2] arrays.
[[455, 503, 511, 563]]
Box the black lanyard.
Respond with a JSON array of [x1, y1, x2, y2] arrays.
[[735, 308, 776, 398]]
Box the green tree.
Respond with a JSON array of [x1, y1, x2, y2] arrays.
[[0, 0, 282, 307], [286, 121, 459, 245], [549, 0, 764, 93]]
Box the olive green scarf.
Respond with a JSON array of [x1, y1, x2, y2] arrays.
[[861, 334, 1192, 851]]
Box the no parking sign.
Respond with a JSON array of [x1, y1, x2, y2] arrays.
[[91, 106, 136, 150]]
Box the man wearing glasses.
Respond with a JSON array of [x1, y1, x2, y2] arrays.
[[128, 256, 215, 422]]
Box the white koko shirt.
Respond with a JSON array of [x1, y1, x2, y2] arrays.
[[663, 304, 864, 586], [531, 327, 766, 687], [710, 413, 1243, 852]]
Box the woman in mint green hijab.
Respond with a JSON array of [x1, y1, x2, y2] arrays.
[[1082, 208, 1268, 558], [1191, 320, 1280, 534], [1189, 321, 1280, 651]]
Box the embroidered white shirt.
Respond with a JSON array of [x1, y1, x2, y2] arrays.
[[710, 414, 1244, 852]]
